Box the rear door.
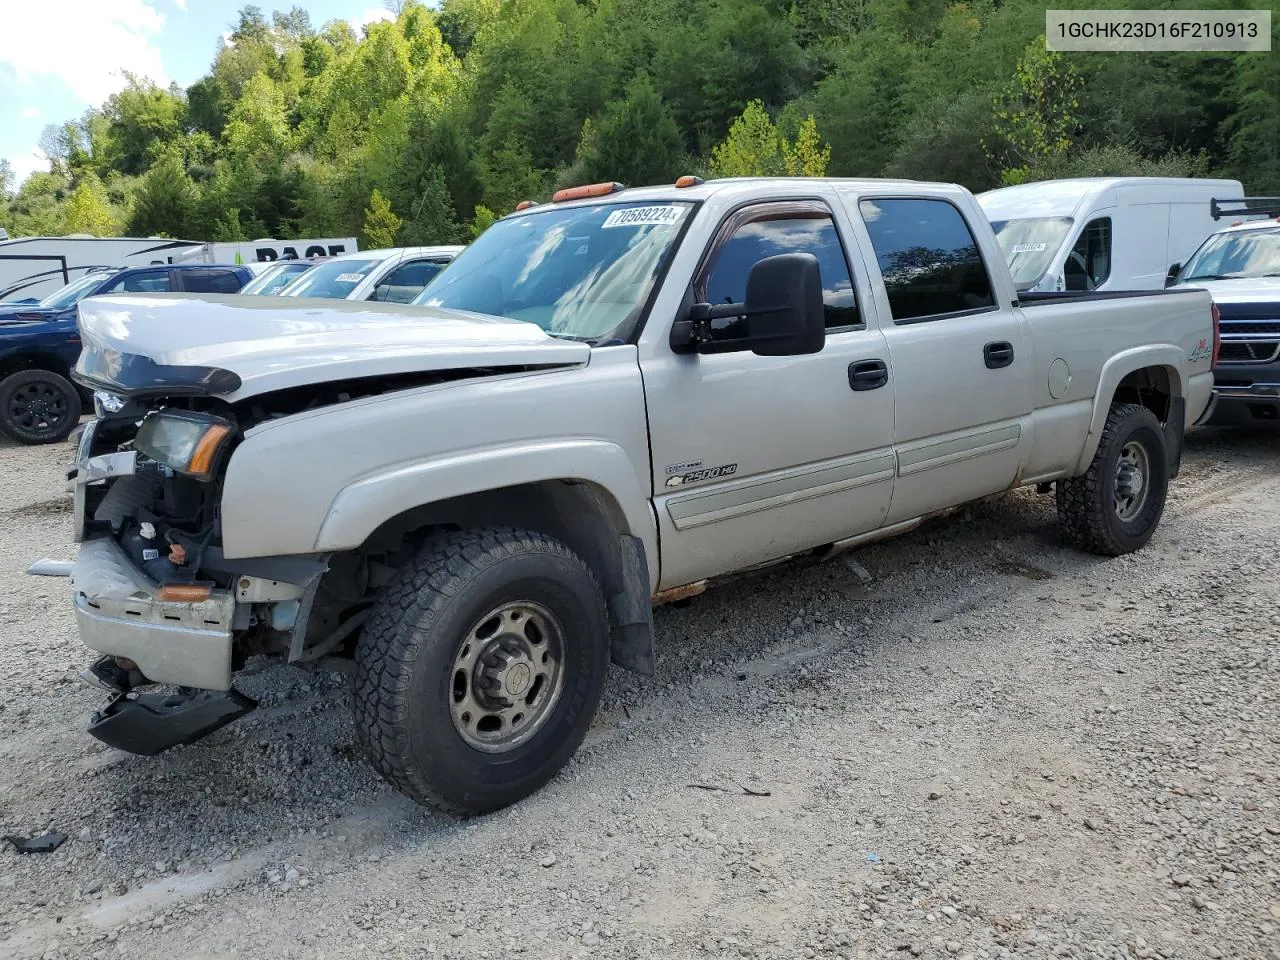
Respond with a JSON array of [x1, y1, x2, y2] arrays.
[[175, 268, 247, 294], [842, 193, 1032, 523], [368, 258, 450, 303], [642, 198, 897, 588]]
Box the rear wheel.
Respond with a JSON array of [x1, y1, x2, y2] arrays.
[[1056, 402, 1169, 556], [352, 528, 609, 815], [0, 369, 82, 445]]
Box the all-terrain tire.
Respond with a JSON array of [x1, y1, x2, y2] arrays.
[[352, 528, 610, 816], [1056, 402, 1169, 556], [0, 369, 82, 445]]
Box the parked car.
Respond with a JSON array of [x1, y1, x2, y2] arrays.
[[1169, 201, 1280, 427], [0, 263, 252, 444], [239, 259, 320, 296], [41, 176, 1216, 815], [978, 177, 1245, 293], [0, 234, 205, 303], [277, 246, 464, 302]]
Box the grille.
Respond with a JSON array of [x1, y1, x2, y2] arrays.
[[1219, 341, 1280, 363], [1219, 320, 1280, 336]]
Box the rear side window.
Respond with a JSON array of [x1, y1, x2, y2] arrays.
[[858, 198, 995, 321], [1064, 217, 1112, 291], [183, 270, 245, 294], [102, 270, 171, 294], [700, 207, 860, 332], [370, 259, 447, 303]]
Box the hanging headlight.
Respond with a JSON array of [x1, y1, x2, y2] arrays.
[[134, 411, 234, 481]]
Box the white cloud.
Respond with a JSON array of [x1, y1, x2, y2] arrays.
[[19, 106, 39, 120], [350, 7, 394, 34], [0, 0, 168, 106], [172, 0, 187, 10]]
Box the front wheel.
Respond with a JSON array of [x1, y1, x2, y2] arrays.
[[352, 528, 610, 815], [1056, 402, 1169, 556], [0, 369, 82, 445]]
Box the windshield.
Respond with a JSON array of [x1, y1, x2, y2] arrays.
[[988, 216, 1074, 287], [1177, 228, 1280, 282], [279, 258, 381, 299], [241, 262, 314, 295], [38, 271, 114, 309], [415, 200, 693, 341]]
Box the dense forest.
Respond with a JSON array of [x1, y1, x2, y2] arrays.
[[1, 0, 1277, 247]]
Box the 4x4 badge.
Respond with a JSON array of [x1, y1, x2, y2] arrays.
[[1188, 338, 1212, 363]]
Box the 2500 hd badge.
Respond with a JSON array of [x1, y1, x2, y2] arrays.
[[665, 463, 738, 487]]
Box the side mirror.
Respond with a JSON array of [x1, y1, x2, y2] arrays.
[[743, 253, 825, 356], [671, 253, 826, 356], [1165, 263, 1181, 288]]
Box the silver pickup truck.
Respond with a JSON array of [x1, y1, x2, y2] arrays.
[[36, 176, 1218, 815]]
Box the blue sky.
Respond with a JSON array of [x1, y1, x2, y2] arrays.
[[0, 1, 397, 189]]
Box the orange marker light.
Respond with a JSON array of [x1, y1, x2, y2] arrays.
[[515, 200, 536, 211], [552, 182, 625, 203], [187, 423, 232, 480], [157, 584, 213, 603], [675, 175, 704, 188]]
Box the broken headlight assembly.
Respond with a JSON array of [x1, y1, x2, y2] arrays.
[[134, 411, 234, 481]]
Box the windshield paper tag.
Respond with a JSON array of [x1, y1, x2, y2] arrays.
[[335, 272, 365, 282], [1011, 242, 1047, 254], [602, 206, 684, 229]]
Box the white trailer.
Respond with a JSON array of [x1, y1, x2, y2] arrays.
[[173, 237, 358, 266], [0, 235, 205, 303]]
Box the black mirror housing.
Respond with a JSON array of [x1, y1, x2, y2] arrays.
[[1165, 262, 1181, 288], [744, 253, 825, 356]]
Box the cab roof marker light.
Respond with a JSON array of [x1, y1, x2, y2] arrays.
[[675, 175, 704, 188], [551, 182, 625, 203], [514, 200, 536, 211]]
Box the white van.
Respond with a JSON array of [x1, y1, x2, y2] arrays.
[[978, 177, 1245, 293]]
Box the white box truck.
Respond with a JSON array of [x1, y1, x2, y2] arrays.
[[173, 237, 358, 266], [978, 177, 1248, 293]]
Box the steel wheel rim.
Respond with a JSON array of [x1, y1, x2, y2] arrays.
[[449, 600, 566, 753], [8, 380, 69, 435], [1113, 440, 1151, 522]]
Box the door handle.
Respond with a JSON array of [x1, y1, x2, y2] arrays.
[[984, 341, 1015, 369], [848, 359, 889, 391]]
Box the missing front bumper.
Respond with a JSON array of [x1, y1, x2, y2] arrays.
[[71, 538, 235, 691]]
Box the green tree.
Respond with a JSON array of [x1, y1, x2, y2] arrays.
[[985, 38, 1081, 185], [64, 172, 122, 235], [578, 76, 683, 187], [362, 188, 403, 248], [127, 151, 196, 237], [785, 116, 831, 177], [710, 100, 788, 177]]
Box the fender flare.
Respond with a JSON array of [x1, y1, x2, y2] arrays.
[[1072, 345, 1185, 475], [313, 438, 658, 586]]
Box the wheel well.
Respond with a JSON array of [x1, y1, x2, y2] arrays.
[[1113, 365, 1174, 422], [0, 351, 72, 382], [307, 481, 651, 668]]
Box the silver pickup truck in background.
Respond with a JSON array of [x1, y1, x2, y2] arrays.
[[36, 176, 1218, 815]]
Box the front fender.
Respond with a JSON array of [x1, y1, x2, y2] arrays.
[[1071, 345, 1184, 475], [313, 438, 657, 572]]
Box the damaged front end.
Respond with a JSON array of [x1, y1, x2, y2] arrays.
[[34, 408, 330, 756]]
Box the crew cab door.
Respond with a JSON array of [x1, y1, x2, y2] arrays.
[[844, 193, 1032, 523], [642, 200, 896, 589]]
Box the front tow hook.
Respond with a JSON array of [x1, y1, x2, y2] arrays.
[[28, 558, 74, 577]]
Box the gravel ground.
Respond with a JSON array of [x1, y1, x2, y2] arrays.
[[1, 425, 1278, 960]]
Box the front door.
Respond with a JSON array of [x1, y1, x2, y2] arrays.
[[847, 195, 1032, 523], [642, 200, 897, 589]]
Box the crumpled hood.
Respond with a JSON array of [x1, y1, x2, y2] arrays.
[[1176, 276, 1280, 305], [74, 293, 591, 401]]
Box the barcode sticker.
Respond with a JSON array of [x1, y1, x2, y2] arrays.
[[1011, 242, 1048, 254], [601, 206, 684, 229], [335, 272, 366, 283]]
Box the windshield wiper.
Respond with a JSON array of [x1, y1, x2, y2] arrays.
[[1180, 274, 1231, 281]]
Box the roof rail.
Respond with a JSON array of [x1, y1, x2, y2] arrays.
[[1210, 196, 1280, 221]]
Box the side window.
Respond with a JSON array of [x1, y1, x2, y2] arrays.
[[101, 270, 171, 294], [1063, 217, 1112, 291], [185, 270, 246, 294], [699, 207, 860, 335], [370, 260, 446, 303], [858, 198, 995, 322]]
